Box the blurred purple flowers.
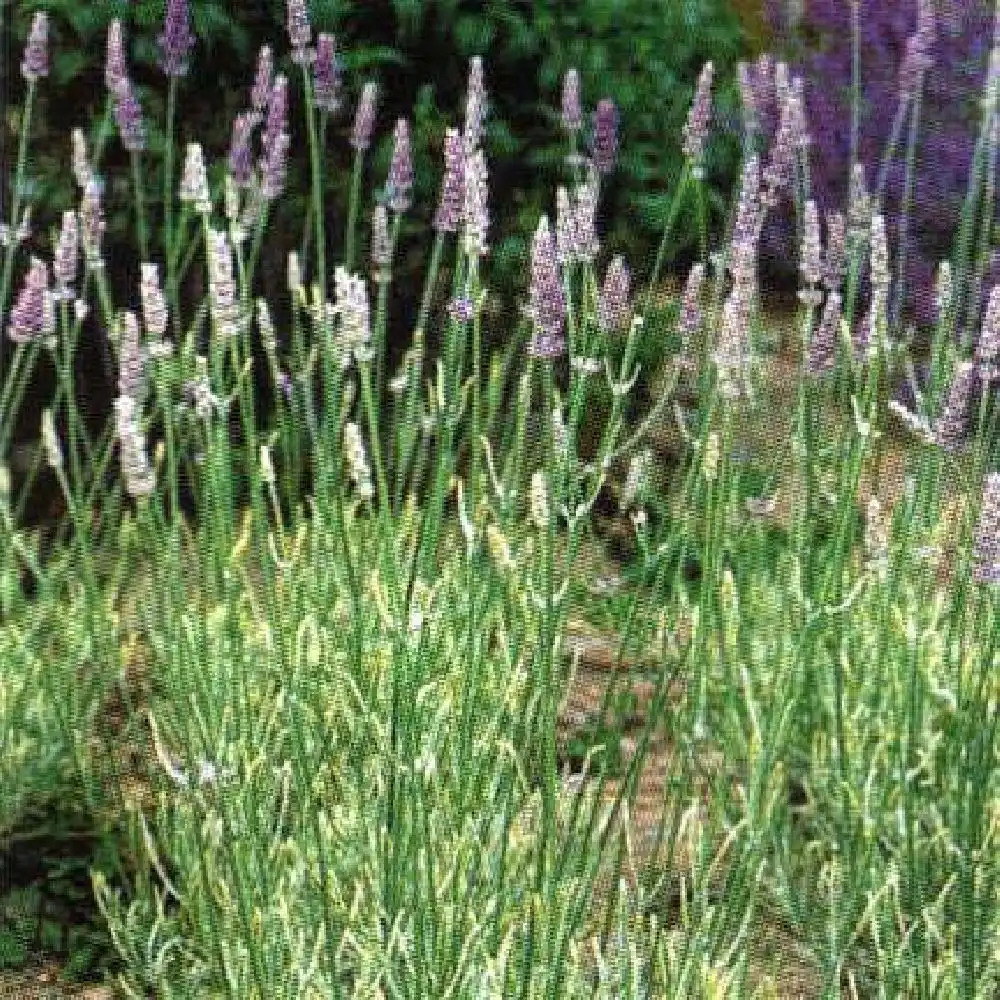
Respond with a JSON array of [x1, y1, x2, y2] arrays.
[[386, 119, 414, 215], [158, 0, 195, 78], [21, 12, 48, 82], [591, 99, 619, 175], [313, 34, 341, 114], [526, 215, 566, 359]]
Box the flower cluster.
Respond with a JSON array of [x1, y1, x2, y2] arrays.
[[525, 216, 566, 359], [114, 311, 155, 498], [105, 21, 146, 152]]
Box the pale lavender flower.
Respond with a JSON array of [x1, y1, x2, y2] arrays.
[[371, 203, 391, 276], [79, 177, 106, 266], [591, 98, 619, 175], [808, 291, 841, 375], [21, 12, 48, 82], [114, 78, 146, 153], [117, 310, 147, 402], [596, 255, 631, 334], [261, 130, 290, 200], [158, 0, 195, 77], [463, 56, 487, 153], [525, 215, 566, 358], [351, 82, 378, 152], [114, 393, 155, 498], [715, 276, 755, 399], [313, 34, 341, 114], [561, 68, 581, 133], [934, 360, 976, 452], [555, 187, 574, 265], [572, 171, 600, 264], [678, 261, 706, 343], [286, 0, 313, 64], [334, 267, 372, 367], [140, 263, 168, 339], [7, 257, 48, 343], [251, 45, 273, 116], [729, 154, 762, 290], [976, 284, 1000, 382], [762, 88, 797, 210], [799, 198, 822, 292], [898, 27, 934, 106], [71, 129, 92, 191], [179, 142, 211, 213], [106, 20, 127, 96], [682, 62, 714, 177], [386, 119, 414, 215], [53, 211, 78, 299], [936, 261, 953, 320], [463, 147, 489, 260], [823, 211, 846, 291], [971, 471, 1000, 585], [207, 230, 243, 337], [434, 128, 466, 234], [263, 75, 288, 153], [228, 112, 255, 187]]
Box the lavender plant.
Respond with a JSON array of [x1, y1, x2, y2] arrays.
[[0, 1, 999, 996]]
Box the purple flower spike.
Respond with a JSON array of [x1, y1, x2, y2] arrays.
[[262, 130, 290, 201], [264, 75, 288, 152], [464, 56, 487, 152], [591, 98, 619, 176], [251, 46, 273, 116], [386, 119, 414, 215], [526, 215, 566, 359], [286, 0, 313, 65], [371, 203, 391, 274], [228, 112, 255, 187], [434, 128, 466, 234], [158, 0, 195, 78], [351, 82, 378, 152], [971, 472, 1000, 585], [314, 34, 341, 115], [114, 78, 146, 153], [975, 284, 1000, 383], [21, 12, 49, 82], [8, 257, 49, 343], [597, 255, 631, 334], [682, 62, 714, 175], [561, 68, 582, 133], [105, 20, 127, 96], [463, 148, 489, 260], [808, 291, 841, 376]]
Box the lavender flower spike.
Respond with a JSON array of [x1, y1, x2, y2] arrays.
[[463, 147, 489, 260], [228, 112, 255, 187], [251, 46, 273, 116], [351, 82, 378, 152], [386, 119, 414, 215], [179, 142, 211, 213], [106, 20, 127, 96], [21, 12, 49, 82], [464, 56, 487, 153], [158, 0, 195, 77], [371, 203, 391, 277], [286, 0, 314, 64], [971, 472, 1000, 585], [114, 78, 146, 153], [313, 34, 341, 114], [526, 215, 566, 359], [561, 68, 582, 133], [53, 211, 79, 299], [597, 255, 631, 334], [434, 128, 466, 234], [975, 284, 1000, 383], [7, 257, 49, 343], [682, 62, 714, 177], [591, 98, 619, 175]]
